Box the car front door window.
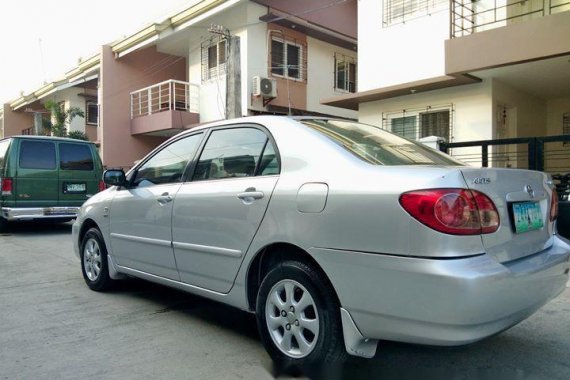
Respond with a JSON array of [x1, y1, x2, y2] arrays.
[[134, 133, 203, 187]]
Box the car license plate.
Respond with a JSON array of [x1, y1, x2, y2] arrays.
[[65, 183, 86, 194], [513, 202, 543, 233]]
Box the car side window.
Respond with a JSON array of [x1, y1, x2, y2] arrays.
[[19, 140, 56, 170], [134, 133, 203, 187], [59, 143, 94, 171], [193, 128, 267, 181], [259, 140, 280, 175]]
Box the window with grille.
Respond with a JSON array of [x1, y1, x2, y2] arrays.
[[201, 37, 227, 82], [334, 53, 357, 93], [270, 36, 305, 81], [86, 101, 98, 126], [384, 105, 453, 142], [562, 112, 570, 146], [383, 0, 448, 26]]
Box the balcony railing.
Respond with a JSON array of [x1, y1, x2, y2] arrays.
[[130, 80, 199, 119], [451, 0, 570, 38]]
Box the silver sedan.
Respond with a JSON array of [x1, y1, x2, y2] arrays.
[[72, 116, 570, 369]]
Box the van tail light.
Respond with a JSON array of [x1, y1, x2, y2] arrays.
[[98, 180, 106, 192], [550, 189, 559, 222], [1, 177, 13, 196], [399, 189, 500, 235]]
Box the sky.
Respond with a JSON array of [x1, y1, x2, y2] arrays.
[[0, 0, 198, 104]]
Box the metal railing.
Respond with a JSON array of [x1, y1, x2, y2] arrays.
[[451, 0, 570, 38], [130, 80, 199, 119], [440, 135, 570, 174]]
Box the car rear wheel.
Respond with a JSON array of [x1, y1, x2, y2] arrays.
[[0, 217, 7, 232], [81, 227, 113, 291], [256, 260, 346, 372]]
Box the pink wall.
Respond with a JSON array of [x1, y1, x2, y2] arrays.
[[254, 0, 357, 38], [99, 45, 187, 169], [2, 104, 34, 137]]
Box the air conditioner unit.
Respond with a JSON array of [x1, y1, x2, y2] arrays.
[[252, 76, 277, 98]]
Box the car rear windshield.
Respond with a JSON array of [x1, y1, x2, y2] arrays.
[[300, 119, 465, 166]]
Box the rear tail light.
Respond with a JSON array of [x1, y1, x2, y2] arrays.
[[98, 180, 106, 192], [399, 188, 500, 235], [1, 177, 13, 196], [550, 189, 559, 222]]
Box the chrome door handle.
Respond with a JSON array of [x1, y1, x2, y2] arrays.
[[237, 191, 264, 201], [157, 193, 173, 205]]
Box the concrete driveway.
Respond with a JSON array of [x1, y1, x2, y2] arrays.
[[0, 221, 569, 379]]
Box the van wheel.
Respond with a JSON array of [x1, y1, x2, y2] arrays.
[[80, 228, 113, 291], [256, 261, 346, 373]]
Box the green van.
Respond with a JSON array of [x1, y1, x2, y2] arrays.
[[0, 136, 104, 231]]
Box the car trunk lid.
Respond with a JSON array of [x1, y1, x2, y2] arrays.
[[460, 167, 554, 263]]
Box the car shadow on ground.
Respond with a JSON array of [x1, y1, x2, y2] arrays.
[[0, 220, 73, 236], [100, 278, 555, 380]]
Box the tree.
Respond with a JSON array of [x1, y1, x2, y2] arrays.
[[67, 130, 89, 141], [43, 100, 84, 137]]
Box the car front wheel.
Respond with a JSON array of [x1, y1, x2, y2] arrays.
[[256, 260, 346, 372], [80, 227, 113, 291]]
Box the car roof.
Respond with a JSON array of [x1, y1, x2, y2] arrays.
[[177, 115, 353, 135], [1, 135, 95, 144]]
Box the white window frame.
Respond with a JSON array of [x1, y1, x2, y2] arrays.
[[203, 38, 227, 82], [334, 53, 357, 93], [270, 37, 304, 82]]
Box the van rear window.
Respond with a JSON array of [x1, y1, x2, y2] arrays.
[[20, 141, 56, 170], [60, 143, 94, 171]]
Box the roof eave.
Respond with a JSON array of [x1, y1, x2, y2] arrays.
[[321, 74, 482, 111]]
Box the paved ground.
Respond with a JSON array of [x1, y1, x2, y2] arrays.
[[0, 221, 569, 380]]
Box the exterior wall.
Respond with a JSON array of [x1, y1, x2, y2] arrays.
[[359, 80, 493, 143], [545, 97, 570, 172], [1, 103, 34, 137], [263, 23, 307, 111], [100, 45, 187, 169], [306, 37, 358, 119], [252, 0, 357, 39], [446, 11, 570, 74], [358, 0, 448, 91], [46, 87, 88, 133], [546, 97, 570, 136], [492, 79, 547, 138]]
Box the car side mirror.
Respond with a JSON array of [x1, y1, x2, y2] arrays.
[[103, 169, 127, 187]]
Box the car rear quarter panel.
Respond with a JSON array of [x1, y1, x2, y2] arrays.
[[244, 119, 484, 260]]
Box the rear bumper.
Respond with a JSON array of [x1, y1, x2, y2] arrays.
[[310, 236, 570, 346], [1, 207, 79, 220]]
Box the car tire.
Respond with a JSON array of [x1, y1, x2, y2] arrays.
[[80, 227, 113, 292], [0, 217, 7, 232], [256, 260, 346, 373]]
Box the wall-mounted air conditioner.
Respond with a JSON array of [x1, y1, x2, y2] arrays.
[[252, 76, 277, 98]]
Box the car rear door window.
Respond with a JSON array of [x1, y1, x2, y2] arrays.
[[134, 133, 203, 187], [19, 140, 56, 169], [193, 128, 268, 181], [259, 140, 280, 175], [60, 143, 94, 171]]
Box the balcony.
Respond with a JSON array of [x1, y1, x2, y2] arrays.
[[451, 0, 570, 38], [130, 80, 199, 136]]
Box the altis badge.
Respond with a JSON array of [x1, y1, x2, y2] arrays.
[[473, 177, 491, 184]]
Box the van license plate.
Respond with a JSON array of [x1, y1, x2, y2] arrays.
[[65, 183, 86, 194], [513, 202, 543, 233]]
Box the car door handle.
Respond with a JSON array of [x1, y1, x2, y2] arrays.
[[237, 191, 264, 202], [157, 193, 173, 205]]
